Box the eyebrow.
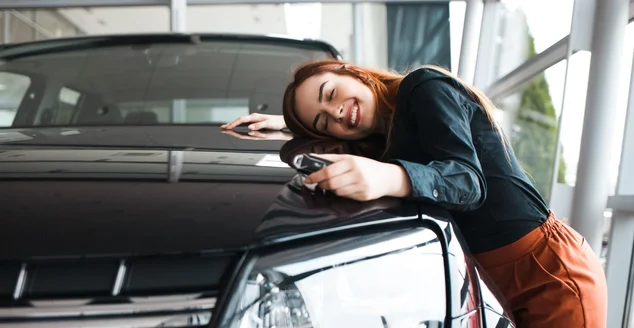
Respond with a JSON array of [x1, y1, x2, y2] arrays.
[[312, 81, 328, 131], [318, 81, 327, 103]]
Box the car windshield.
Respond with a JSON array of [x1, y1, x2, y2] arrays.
[[0, 37, 334, 128]]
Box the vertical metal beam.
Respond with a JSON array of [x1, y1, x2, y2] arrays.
[[167, 150, 184, 183], [3, 10, 10, 43], [168, 0, 186, 183], [472, 0, 498, 89], [604, 47, 634, 328], [170, 0, 186, 32], [171, 99, 186, 123], [568, 0, 597, 53], [569, 0, 630, 253], [352, 3, 364, 66], [615, 48, 634, 197], [604, 203, 634, 328], [457, 0, 483, 85]]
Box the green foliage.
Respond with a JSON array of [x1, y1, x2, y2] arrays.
[[510, 33, 567, 201]]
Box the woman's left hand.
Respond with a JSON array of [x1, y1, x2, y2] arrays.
[[304, 154, 412, 201]]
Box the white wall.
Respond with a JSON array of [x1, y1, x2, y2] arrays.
[[59, 6, 171, 34], [320, 4, 353, 59], [57, 4, 385, 67], [59, 5, 289, 36], [359, 3, 388, 69], [188, 5, 287, 35]]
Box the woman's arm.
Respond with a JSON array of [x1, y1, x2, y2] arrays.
[[394, 78, 487, 211]]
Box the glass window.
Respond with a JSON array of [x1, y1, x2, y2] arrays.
[[9, 10, 37, 44], [116, 99, 251, 124], [0, 72, 31, 127], [0, 38, 334, 128], [492, 0, 575, 79], [554, 22, 634, 194], [494, 60, 567, 202], [33, 10, 82, 40], [1, 9, 82, 44]]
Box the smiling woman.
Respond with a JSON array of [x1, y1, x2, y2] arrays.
[[222, 58, 609, 328]]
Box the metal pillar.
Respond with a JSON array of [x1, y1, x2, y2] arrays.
[[605, 203, 634, 328], [170, 0, 186, 32], [569, 0, 629, 254], [457, 0, 483, 85], [472, 0, 499, 90], [352, 3, 364, 66], [605, 40, 634, 328], [3, 10, 10, 43]]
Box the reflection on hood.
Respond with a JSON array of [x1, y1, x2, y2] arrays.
[[255, 173, 403, 241]]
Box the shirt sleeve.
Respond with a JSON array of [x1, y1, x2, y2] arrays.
[[392, 78, 487, 211]]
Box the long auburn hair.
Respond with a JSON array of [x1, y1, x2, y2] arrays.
[[282, 59, 508, 156]]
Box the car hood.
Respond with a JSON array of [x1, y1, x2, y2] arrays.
[[0, 126, 430, 260]]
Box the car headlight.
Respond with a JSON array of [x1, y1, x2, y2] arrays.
[[220, 227, 448, 328]]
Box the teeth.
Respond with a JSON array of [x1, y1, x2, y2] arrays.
[[351, 105, 358, 125]]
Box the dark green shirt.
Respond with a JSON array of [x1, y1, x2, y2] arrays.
[[387, 67, 549, 254]]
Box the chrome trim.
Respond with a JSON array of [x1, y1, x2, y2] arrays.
[[292, 154, 304, 169], [111, 260, 126, 296], [13, 263, 27, 300], [0, 311, 212, 327], [0, 296, 216, 318]]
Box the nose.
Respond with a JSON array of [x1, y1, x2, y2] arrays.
[[330, 104, 344, 123]]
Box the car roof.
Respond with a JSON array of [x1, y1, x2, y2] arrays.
[[0, 33, 342, 60]]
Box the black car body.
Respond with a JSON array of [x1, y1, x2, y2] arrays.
[[0, 34, 514, 328]]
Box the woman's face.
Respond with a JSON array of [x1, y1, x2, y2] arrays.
[[293, 72, 378, 140]]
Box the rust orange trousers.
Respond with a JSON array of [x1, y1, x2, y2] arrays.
[[472, 212, 608, 328]]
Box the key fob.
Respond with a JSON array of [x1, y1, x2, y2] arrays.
[[292, 154, 333, 175]]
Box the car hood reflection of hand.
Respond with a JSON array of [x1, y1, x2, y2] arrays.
[[254, 174, 402, 240], [300, 180, 401, 216]]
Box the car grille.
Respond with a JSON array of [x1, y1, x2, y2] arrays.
[[0, 253, 238, 327]]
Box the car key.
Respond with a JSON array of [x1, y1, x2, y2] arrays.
[[292, 153, 333, 175]]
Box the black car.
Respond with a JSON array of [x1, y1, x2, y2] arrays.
[[0, 34, 514, 328]]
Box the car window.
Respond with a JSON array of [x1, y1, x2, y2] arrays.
[[117, 98, 250, 124], [0, 72, 31, 127], [0, 40, 333, 128]]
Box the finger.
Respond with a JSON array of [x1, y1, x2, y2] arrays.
[[318, 173, 356, 191], [221, 130, 257, 140], [305, 160, 353, 184], [221, 114, 260, 129], [220, 118, 247, 130], [247, 131, 267, 138], [248, 121, 268, 131]]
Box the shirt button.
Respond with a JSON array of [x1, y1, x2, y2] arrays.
[[432, 189, 439, 198], [459, 195, 466, 203]]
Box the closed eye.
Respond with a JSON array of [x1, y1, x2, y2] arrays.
[[329, 89, 335, 101]]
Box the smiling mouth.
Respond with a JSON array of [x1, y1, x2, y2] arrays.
[[347, 102, 360, 128]]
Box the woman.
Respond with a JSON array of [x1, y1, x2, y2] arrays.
[[221, 59, 607, 327]]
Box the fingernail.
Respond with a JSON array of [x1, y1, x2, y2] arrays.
[[248, 125, 254, 129], [248, 131, 255, 135]]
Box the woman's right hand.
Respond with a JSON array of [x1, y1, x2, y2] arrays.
[[220, 113, 286, 131]]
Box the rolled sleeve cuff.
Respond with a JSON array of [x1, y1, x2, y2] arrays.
[[391, 159, 441, 202]]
